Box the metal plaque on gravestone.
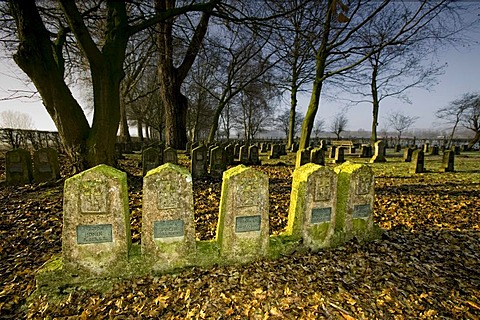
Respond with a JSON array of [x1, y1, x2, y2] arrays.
[[77, 224, 113, 244], [235, 215, 261, 233], [153, 219, 184, 238], [352, 204, 370, 218], [310, 207, 332, 224]]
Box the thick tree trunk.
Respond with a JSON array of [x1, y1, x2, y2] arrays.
[[288, 85, 298, 149], [370, 64, 379, 146], [467, 131, 480, 150], [119, 99, 131, 143]]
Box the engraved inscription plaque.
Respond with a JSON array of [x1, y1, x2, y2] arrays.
[[314, 175, 331, 201], [154, 219, 184, 238], [81, 181, 107, 213], [157, 180, 177, 209], [352, 204, 370, 218], [235, 215, 261, 233], [77, 224, 113, 244], [38, 163, 52, 173], [310, 207, 332, 224], [9, 163, 23, 173]]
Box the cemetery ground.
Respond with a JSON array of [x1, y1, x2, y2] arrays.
[[0, 150, 479, 319]]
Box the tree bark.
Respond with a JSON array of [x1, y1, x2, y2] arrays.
[[370, 63, 379, 146]]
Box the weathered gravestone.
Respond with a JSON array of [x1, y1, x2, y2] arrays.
[[191, 145, 208, 178], [142, 147, 161, 176], [269, 144, 281, 159], [287, 164, 337, 250], [333, 147, 345, 164], [310, 148, 325, 166], [403, 147, 414, 162], [430, 145, 439, 156], [370, 140, 387, 163], [359, 144, 372, 158], [210, 146, 227, 178], [6, 148, 32, 186], [239, 145, 249, 164], [62, 165, 131, 275], [248, 145, 260, 165], [295, 149, 310, 168], [395, 144, 401, 152], [440, 150, 455, 172], [328, 146, 336, 159], [334, 162, 378, 243], [225, 144, 235, 165], [423, 143, 430, 153], [142, 163, 196, 271], [33, 148, 60, 182], [234, 144, 241, 159], [216, 165, 269, 262], [453, 145, 461, 155], [410, 149, 425, 173], [163, 147, 178, 165]]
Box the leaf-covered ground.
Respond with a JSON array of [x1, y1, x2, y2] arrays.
[[0, 151, 479, 319]]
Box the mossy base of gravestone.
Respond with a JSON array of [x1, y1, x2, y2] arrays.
[[286, 163, 337, 250], [142, 163, 196, 271], [62, 164, 131, 277], [216, 165, 269, 263], [334, 162, 382, 244]]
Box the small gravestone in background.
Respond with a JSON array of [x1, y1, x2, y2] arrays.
[[403, 147, 414, 162], [370, 140, 387, 163], [210, 146, 227, 178], [395, 144, 401, 152], [225, 144, 235, 165], [359, 144, 371, 158], [248, 145, 260, 165], [295, 149, 310, 168], [62, 164, 131, 276], [269, 144, 281, 159], [430, 145, 439, 156], [410, 149, 425, 173], [142, 147, 161, 176], [191, 145, 208, 178], [6, 148, 32, 186], [440, 150, 455, 172], [163, 147, 178, 164], [423, 143, 430, 153], [234, 144, 241, 159], [335, 162, 377, 243], [453, 145, 461, 155], [33, 148, 60, 182], [142, 163, 196, 271], [310, 148, 325, 166], [319, 140, 328, 151], [287, 164, 337, 250], [328, 146, 336, 159], [239, 145, 249, 164], [216, 165, 269, 262], [333, 147, 345, 164]]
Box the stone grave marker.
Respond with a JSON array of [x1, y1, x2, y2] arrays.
[[370, 140, 387, 163], [224, 144, 235, 165], [295, 149, 310, 168], [335, 162, 376, 243], [62, 164, 131, 275], [234, 144, 241, 159], [333, 147, 345, 164], [359, 144, 372, 158], [163, 147, 178, 164], [319, 140, 328, 151], [453, 145, 461, 155], [430, 145, 439, 156], [410, 149, 425, 173], [310, 148, 325, 166], [395, 144, 401, 152], [142, 147, 161, 176], [216, 165, 269, 262], [210, 146, 227, 178], [239, 145, 249, 164], [33, 147, 60, 182], [328, 146, 336, 159], [5, 148, 32, 186], [423, 143, 430, 153], [248, 145, 260, 165], [191, 145, 208, 178], [440, 150, 455, 172], [403, 147, 414, 162], [287, 164, 337, 250], [269, 144, 281, 159], [142, 163, 196, 271]]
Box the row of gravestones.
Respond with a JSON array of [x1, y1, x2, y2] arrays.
[[5, 148, 60, 185], [59, 161, 380, 278], [403, 148, 455, 173]]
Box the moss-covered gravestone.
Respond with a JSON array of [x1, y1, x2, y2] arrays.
[[63, 165, 131, 276], [142, 163, 196, 271], [287, 164, 337, 250], [334, 162, 378, 243], [216, 165, 269, 263], [33, 148, 60, 182], [6, 148, 32, 186], [295, 149, 310, 168], [163, 147, 178, 165], [310, 148, 325, 166]]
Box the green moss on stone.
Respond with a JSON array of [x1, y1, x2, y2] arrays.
[[268, 234, 302, 259]]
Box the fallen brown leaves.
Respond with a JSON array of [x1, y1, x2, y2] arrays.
[[0, 153, 479, 319]]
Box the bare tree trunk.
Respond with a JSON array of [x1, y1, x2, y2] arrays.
[[119, 99, 131, 143], [370, 64, 379, 146]]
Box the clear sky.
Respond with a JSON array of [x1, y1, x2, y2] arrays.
[[1, 9, 479, 134]]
